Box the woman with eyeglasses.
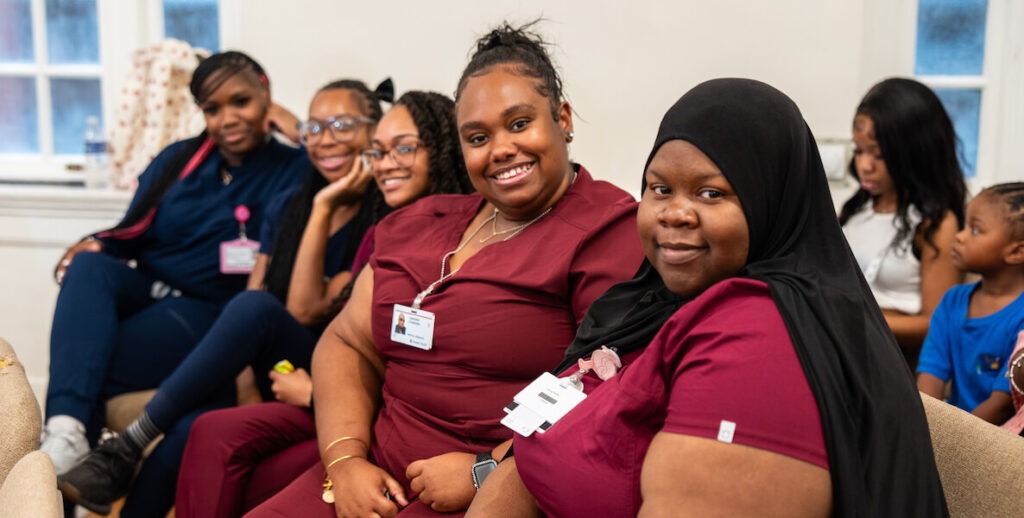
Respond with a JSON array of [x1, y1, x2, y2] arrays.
[[57, 78, 397, 517], [248, 23, 644, 518]]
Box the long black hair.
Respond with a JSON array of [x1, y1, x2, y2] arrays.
[[394, 90, 474, 196], [838, 78, 967, 257], [262, 80, 390, 302], [105, 51, 268, 237]]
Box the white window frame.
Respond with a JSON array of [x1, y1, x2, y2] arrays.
[[859, 0, 1023, 191], [0, 0, 239, 183]]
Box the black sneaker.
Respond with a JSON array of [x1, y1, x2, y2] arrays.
[[57, 434, 141, 515]]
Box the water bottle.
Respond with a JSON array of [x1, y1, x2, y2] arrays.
[[83, 116, 109, 189]]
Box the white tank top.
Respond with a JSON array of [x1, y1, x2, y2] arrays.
[[842, 202, 922, 314]]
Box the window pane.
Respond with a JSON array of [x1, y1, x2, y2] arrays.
[[0, 0, 34, 62], [0, 76, 39, 153], [164, 0, 220, 52], [915, 0, 987, 76], [934, 88, 980, 178], [45, 0, 98, 64], [50, 77, 101, 155]]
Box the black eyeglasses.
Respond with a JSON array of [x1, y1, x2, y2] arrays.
[[296, 115, 374, 145], [361, 141, 424, 171]]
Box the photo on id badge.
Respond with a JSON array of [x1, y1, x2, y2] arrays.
[[391, 304, 434, 350]]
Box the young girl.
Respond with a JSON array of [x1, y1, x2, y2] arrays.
[[57, 78, 390, 517], [839, 78, 966, 367], [469, 78, 946, 518], [174, 91, 478, 518], [917, 182, 1024, 425]]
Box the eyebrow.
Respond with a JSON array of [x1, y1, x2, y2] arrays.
[[458, 103, 536, 133], [371, 133, 419, 147], [645, 169, 725, 183]]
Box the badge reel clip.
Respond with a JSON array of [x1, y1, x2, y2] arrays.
[[220, 205, 260, 274]]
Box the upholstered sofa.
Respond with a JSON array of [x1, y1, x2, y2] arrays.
[[0, 337, 63, 517]]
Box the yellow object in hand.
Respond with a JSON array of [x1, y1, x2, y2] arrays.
[[273, 359, 295, 374]]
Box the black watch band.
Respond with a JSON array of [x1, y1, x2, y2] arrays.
[[471, 451, 498, 489]]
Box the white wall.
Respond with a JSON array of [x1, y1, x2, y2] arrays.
[[231, 0, 888, 197]]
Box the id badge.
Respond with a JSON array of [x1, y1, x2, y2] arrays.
[[220, 239, 260, 274], [501, 372, 586, 437], [391, 304, 435, 350]]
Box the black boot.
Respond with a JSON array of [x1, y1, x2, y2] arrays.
[[57, 434, 141, 515]]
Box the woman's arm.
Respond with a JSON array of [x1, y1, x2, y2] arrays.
[[885, 211, 961, 349], [246, 253, 270, 290], [405, 440, 514, 513], [465, 458, 541, 518], [312, 266, 408, 516], [639, 433, 830, 518], [972, 391, 1014, 424], [285, 164, 373, 325]]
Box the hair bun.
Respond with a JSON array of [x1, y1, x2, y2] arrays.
[[374, 78, 395, 104]]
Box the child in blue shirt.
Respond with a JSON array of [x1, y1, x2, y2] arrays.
[[917, 182, 1024, 424]]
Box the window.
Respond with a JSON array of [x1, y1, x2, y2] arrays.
[[914, 0, 988, 177], [0, 0, 224, 182]]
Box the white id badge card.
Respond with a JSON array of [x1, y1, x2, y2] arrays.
[[500, 372, 586, 437], [220, 239, 260, 274], [391, 304, 435, 350]]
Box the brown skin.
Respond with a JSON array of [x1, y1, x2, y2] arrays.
[[853, 115, 961, 357], [468, 140, 832, 516], [916, 193, 1024, 424], [198, 72, 271, 167], [369, 106, 433, 209], [312, 67, 576, 516]]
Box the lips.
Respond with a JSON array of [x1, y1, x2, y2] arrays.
[[376, 174, 411, 192], [221, 131, 248, 145], [657, 242, 706, 265], [490, 161, 535, 186], [316, 154, 353, 172]]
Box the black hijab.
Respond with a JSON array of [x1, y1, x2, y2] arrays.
[[562, 78, 947, 516]]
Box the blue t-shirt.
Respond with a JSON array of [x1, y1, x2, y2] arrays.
[[917, 283, 1024, 411], [259, 186, 354, 280], [100, 137, 308, 302]]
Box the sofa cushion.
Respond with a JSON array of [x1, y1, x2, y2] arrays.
[[0, 337, 42, 484]]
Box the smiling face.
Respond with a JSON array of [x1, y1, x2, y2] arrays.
[[306, 88, 372, 183], [199, 71, 270, 166], [852, 114, 897, 210], [456, 66, 574, 221], [638, 140, 750, 297], [370, 105, 431, 208]]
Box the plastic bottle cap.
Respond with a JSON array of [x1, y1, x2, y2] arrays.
[[234, 205, 251, 223]]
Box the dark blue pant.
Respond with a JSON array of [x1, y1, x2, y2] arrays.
[[123, 290, 317, 517], [47, 252, 222, 426]]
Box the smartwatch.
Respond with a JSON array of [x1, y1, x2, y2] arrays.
[[471, 451, 498, 489]]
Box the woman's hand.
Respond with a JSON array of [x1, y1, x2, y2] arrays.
[[406, 452, 477, 513], [268, 367, 312, 408], [54, 237, 103, 285], [264, 102, 301, 143], [313, 158, 374, 211], [329, 457, 408, 518]]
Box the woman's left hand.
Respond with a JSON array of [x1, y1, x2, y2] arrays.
[[264, 102, 301, 143], [312, 157, 374, 210], [406, 452, 477, 512], [268, 367, 313, 407]]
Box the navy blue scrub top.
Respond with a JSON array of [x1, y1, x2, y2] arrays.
[[259, 185, 355, 282], [101, 137, 309, 302]]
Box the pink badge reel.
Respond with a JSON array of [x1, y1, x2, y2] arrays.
[[220, 205, 260, 274]]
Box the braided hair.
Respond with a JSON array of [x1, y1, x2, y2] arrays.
[[838, 78, 967, 258], [394, 91, 474, 196], [106, 51, 268, 236], [263, 80, 390, 302], [455, 21, 565, 120], [981, 182, 1024, 240]]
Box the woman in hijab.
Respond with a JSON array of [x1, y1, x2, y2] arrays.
[[467, 78, 947, 517]]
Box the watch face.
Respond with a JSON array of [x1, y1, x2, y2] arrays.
[[472, 460, 498, 489]]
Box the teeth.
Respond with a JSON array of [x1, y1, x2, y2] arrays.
[[495, 163, 531, 180], [382, 177, 406, 186]]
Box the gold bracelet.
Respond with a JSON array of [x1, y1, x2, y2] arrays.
[[323, 436, 368, 455], [324, 454, 362, 471]]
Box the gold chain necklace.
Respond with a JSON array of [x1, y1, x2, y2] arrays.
[[478, 207, 552, 244]]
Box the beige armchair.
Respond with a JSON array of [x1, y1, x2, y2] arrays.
[[921, 392, 1024, 517], [0, 337, 63, 517]]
